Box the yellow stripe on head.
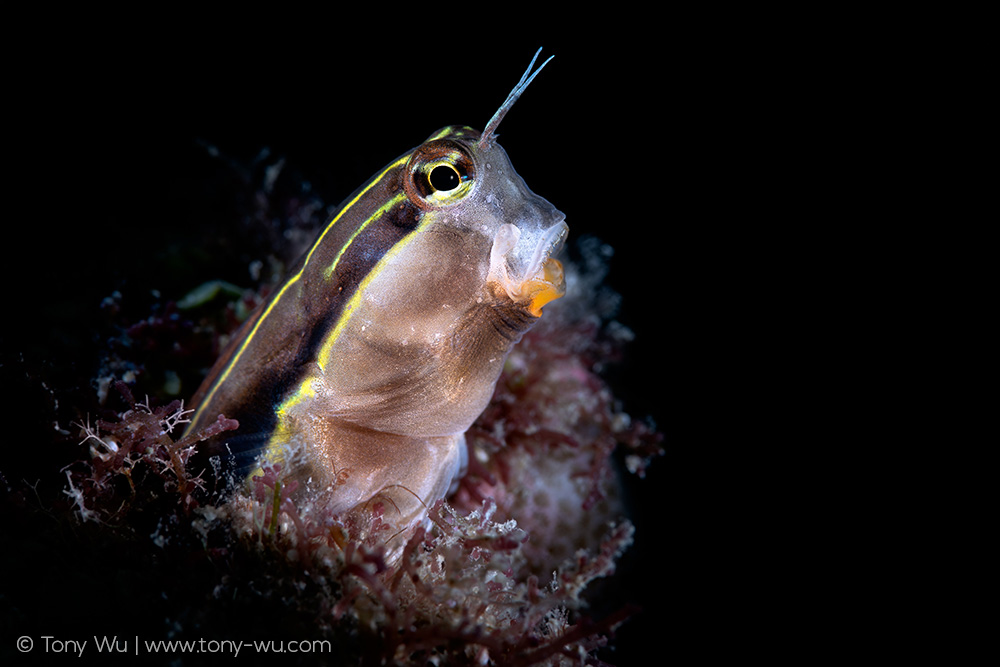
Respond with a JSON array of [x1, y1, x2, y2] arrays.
[[315, 225, 427, 373], [192, 155, 410, 422]]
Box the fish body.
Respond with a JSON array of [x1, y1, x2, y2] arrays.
[[187, 53, 566, 551]]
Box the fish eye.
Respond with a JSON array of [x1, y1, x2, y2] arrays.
[[430, 164, 461, 192], [404, 139, 476, 209]]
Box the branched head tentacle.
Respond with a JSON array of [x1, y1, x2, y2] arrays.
[[478, 47, 554, 149]]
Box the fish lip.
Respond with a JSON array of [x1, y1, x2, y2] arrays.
[[544, 218, 569, 257], [510, 219, 569, 283], [487, 217, 570, 306], [526, 219, 569, 279]]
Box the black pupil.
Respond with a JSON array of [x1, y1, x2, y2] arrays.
[[430, 165, 460, 191]]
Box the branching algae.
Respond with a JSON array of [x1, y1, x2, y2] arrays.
[[5, 49, 665, 666]]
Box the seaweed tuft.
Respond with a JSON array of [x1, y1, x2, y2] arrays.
[[3, 145, 663, 667]]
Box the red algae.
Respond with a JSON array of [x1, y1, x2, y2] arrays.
[[2, 147, 663, 666]]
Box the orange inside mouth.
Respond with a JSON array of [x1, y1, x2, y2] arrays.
[[523, 258, 566, 316]]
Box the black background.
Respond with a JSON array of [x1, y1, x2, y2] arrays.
[[5, 23, 727, 665]]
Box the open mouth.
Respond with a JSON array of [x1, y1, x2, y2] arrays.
[[488, 220, 569, 316]]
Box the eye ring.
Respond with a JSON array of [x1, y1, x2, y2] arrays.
[[404, 139, 476, 210]]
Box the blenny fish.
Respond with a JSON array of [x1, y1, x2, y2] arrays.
[[186, 49, 567, 552]]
